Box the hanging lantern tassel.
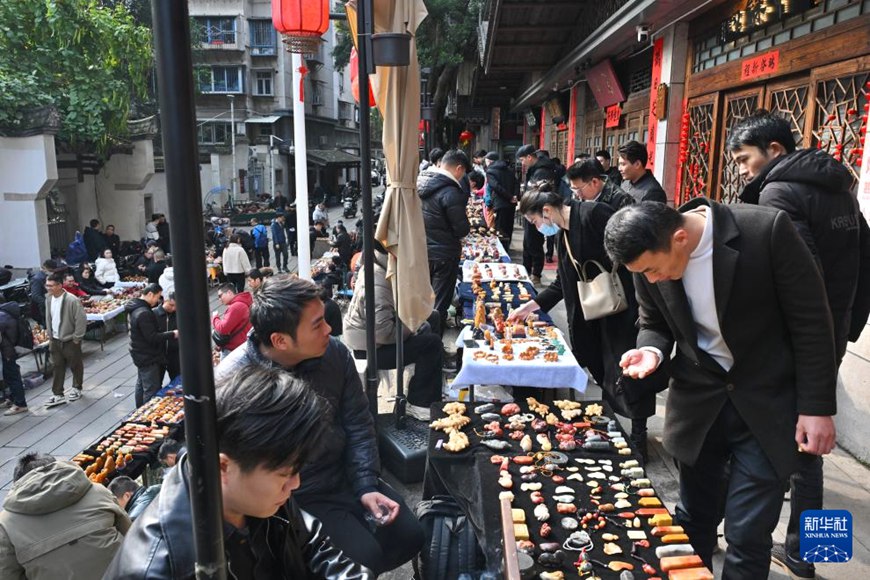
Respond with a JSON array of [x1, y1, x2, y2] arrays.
[[297, 64, 308, 101], [273, 0, 330, 53]]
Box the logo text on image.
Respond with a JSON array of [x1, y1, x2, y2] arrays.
[[799, 509, 852, 564]]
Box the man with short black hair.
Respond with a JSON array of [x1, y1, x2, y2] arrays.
[[212, 283, 253, 356], [216, 276, 423, 574], [728, 110, 870, 579], [605, 200, 837, 578], [83, 218, 107, 261], [158, 438, 182, 467], [107, 476, 161, 522], [251, 217, 271, 269], [517, 144, 555, 284], [485, 152, 518, 248], [106, 366, 372, 578], [29, 259, 57, 326], [44, 271, 87, 407], [125, 284, 176, 406], [419, 149, 472, 327], [0, 452, 130, 578], [153, 291, 179, 381], [617, 140, 667, 203], [567, 158, 634, 210], [271, 213, 289, 272], [595, 149, 622, 184], [246, 268, 264, 292]]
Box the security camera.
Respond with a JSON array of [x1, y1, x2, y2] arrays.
[[636, 25, 651, 43]]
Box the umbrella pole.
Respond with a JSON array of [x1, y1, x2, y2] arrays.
[[357, 0, 379, 416], [395, 313, 406, 429], [151, 1, 226, 577]]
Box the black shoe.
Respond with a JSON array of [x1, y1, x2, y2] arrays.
[[442, 352, 458, 372], [771, 543, 815, 579]]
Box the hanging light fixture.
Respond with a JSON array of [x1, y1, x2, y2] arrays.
[[272, 0, 329, 53]]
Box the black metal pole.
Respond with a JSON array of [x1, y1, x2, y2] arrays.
[[151, 2, 226, 578], [358, 0, 378, 416]]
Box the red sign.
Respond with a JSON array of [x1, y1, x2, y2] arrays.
[[587, 59, 626, 109], [740, 50, 780, 80], [567, 86, 577, 157], [605, 104, 622, 128], [646, 37, 665, 170]]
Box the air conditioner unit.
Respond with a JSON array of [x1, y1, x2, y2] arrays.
[[251, 47, 262, 56], [318, 136, 328, 146]]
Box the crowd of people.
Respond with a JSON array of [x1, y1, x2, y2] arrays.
[[0, 109, 869, 578]]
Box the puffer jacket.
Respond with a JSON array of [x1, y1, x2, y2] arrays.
[[524, 156, 556, 188], [486, 160, 517, 210], [221, 242, 252, 275], [215, 337, 380, 499], [417, 168, 471, 261], [740, 148, 870, 356], [0, 302, 19, 360], [126, 298, 174, 367], [211, 291, 253, 351], [157, 267, 175, 295], [103, 455, 372, 579], [94, 257, 119, 285], [343, 251, 409, 350], [0, 461, 130, 579]]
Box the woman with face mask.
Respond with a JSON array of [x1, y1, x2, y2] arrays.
[[507, 181, 657, 460]]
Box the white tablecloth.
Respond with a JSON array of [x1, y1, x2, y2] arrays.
[[461, 262, 529, 282], [86, 305, 126, 322], [113, 281, 147, 289], [452, 327, 587, 392]]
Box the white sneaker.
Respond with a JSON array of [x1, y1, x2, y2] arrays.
[[67, 389, 82, 402], [44, 395, 67, 408], [406, 404, 431, 422]]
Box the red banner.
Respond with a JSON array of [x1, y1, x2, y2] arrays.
[[740, 50, 780, 81], [605, 104, 622, 128], [539, 106, 546, 151], [646, 37, 665, 170], [567, 87, 577, 157]]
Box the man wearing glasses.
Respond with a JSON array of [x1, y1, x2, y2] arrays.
[[567, 158, 635, 211]]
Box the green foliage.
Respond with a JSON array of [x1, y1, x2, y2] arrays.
[[416, 0, 481, 68], [331, 19, 353, 72], [0, 0, 152, 151]]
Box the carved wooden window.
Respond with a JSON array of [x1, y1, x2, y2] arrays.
[[768, 84, 810, 149], [718, 91, 761, 204], [811, 70, 870, 186], [681, 100, 715, 202]]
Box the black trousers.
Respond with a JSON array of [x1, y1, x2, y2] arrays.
[[675, 401, 786, 579], [429, 258, 459, 327], [297, 480, 424, 575], [273, 243, 289, 271], [226, 273, 245, 293], [522, 219, 544, 276], [785, 453, 824, 560], [494, 205, 516, 250], [545, 234, 555, 259], [254, 246, 270, 268], [285, 227, 298, 255]]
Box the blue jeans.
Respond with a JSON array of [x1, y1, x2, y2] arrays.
[[1, 357, 26, 407]]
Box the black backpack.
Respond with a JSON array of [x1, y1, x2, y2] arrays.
[[416, 496, 485, 580]]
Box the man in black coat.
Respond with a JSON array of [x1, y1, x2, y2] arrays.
[[125, 284, 176, 406], [485, 152, 518, 249], [517, 144, 555, 284], [418, 149, 471, 328], [102, 225, 121, 261], [215, 277, 423, 574], [729, 110, 870, 578], [82, 219, 106, 262], [617, 140, 668, 203], [567, 158, 635, 210], [0, 301, 28, 413], [153, 292, 180, 382], [606, 201, 837, 579], [596, 149, 622, 184], [104, 365, 372, 579]]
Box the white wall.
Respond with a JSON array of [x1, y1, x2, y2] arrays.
[[653, 22, 689, 203], [836, 326, 870, 462], [0, 134, 57, 267]]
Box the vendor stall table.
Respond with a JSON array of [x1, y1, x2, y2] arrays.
[[462, 262, 529, 283], [423, 399, 711, 579], [85, 305, 127, 350], [462, 235, 509, 263], [452, 327, 587, 393]]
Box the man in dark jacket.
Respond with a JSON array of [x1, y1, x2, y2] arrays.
[[418, 149, 471, 327], [729, 110, 870, 579], [126, 284, 176, 407], [271, 214, 289, 272], [0, 302, 28, 414], [485, 152, 518, 249], [596, 149, 622, 184], [28, 259, 56, 326], [215, 276, 423, 574], [102, 225, 121, 261], [617, 140, 668, 203], [83, 219, 107, 262], [567, 158, 635, 210], [251, 218, 270, 269], [145, 250, 167, 285], [153, 292, 179, 381], [155, 214, 171, 253], [517, 144, 555, 284], [107, 476, 160, 522], [104, 366, 372, 579]]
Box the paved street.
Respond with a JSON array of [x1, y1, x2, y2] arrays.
[[1, 205, 868, 579]]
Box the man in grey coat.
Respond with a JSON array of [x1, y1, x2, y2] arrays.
[[44, 271, 87, 408]]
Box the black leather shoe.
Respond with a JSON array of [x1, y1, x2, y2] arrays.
[[771, 543, 816, 579]]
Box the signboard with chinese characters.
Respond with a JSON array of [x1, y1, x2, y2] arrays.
[[646, 37, 665, 169], [587, 59, 626, 109], [740, 50, 780, 80], [605, 104, 622, 128]]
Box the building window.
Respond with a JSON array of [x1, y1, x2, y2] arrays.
[[254, 71, 273, 96], [197, 17, 236, 45], [249, 20, 276, 55], [198, 66, 244, 93], [311, 82, 324, 106], [198, 121, 231, 145]]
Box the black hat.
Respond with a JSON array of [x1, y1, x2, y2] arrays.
[[484, 151, 499, 161], [516, 144, 536, 158]]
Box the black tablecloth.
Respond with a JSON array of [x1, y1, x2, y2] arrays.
[[457, 282, 553, 324], [424, 399, 667, 578]]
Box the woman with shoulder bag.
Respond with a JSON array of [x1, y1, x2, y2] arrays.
[[507, 182, 662, 460]]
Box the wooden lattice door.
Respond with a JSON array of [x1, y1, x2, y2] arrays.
[[717, 89, 762, 203], [680, 95, 717, 202], [766, 79, 811, 149], [810, 60, 870, 187]]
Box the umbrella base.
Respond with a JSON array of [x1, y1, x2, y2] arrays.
[[377, 413, 428, 484]]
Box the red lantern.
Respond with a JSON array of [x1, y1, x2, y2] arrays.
[[272, 0, 329, 53], [459, 130, 474, 145], [350, 47, 376, 106]]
